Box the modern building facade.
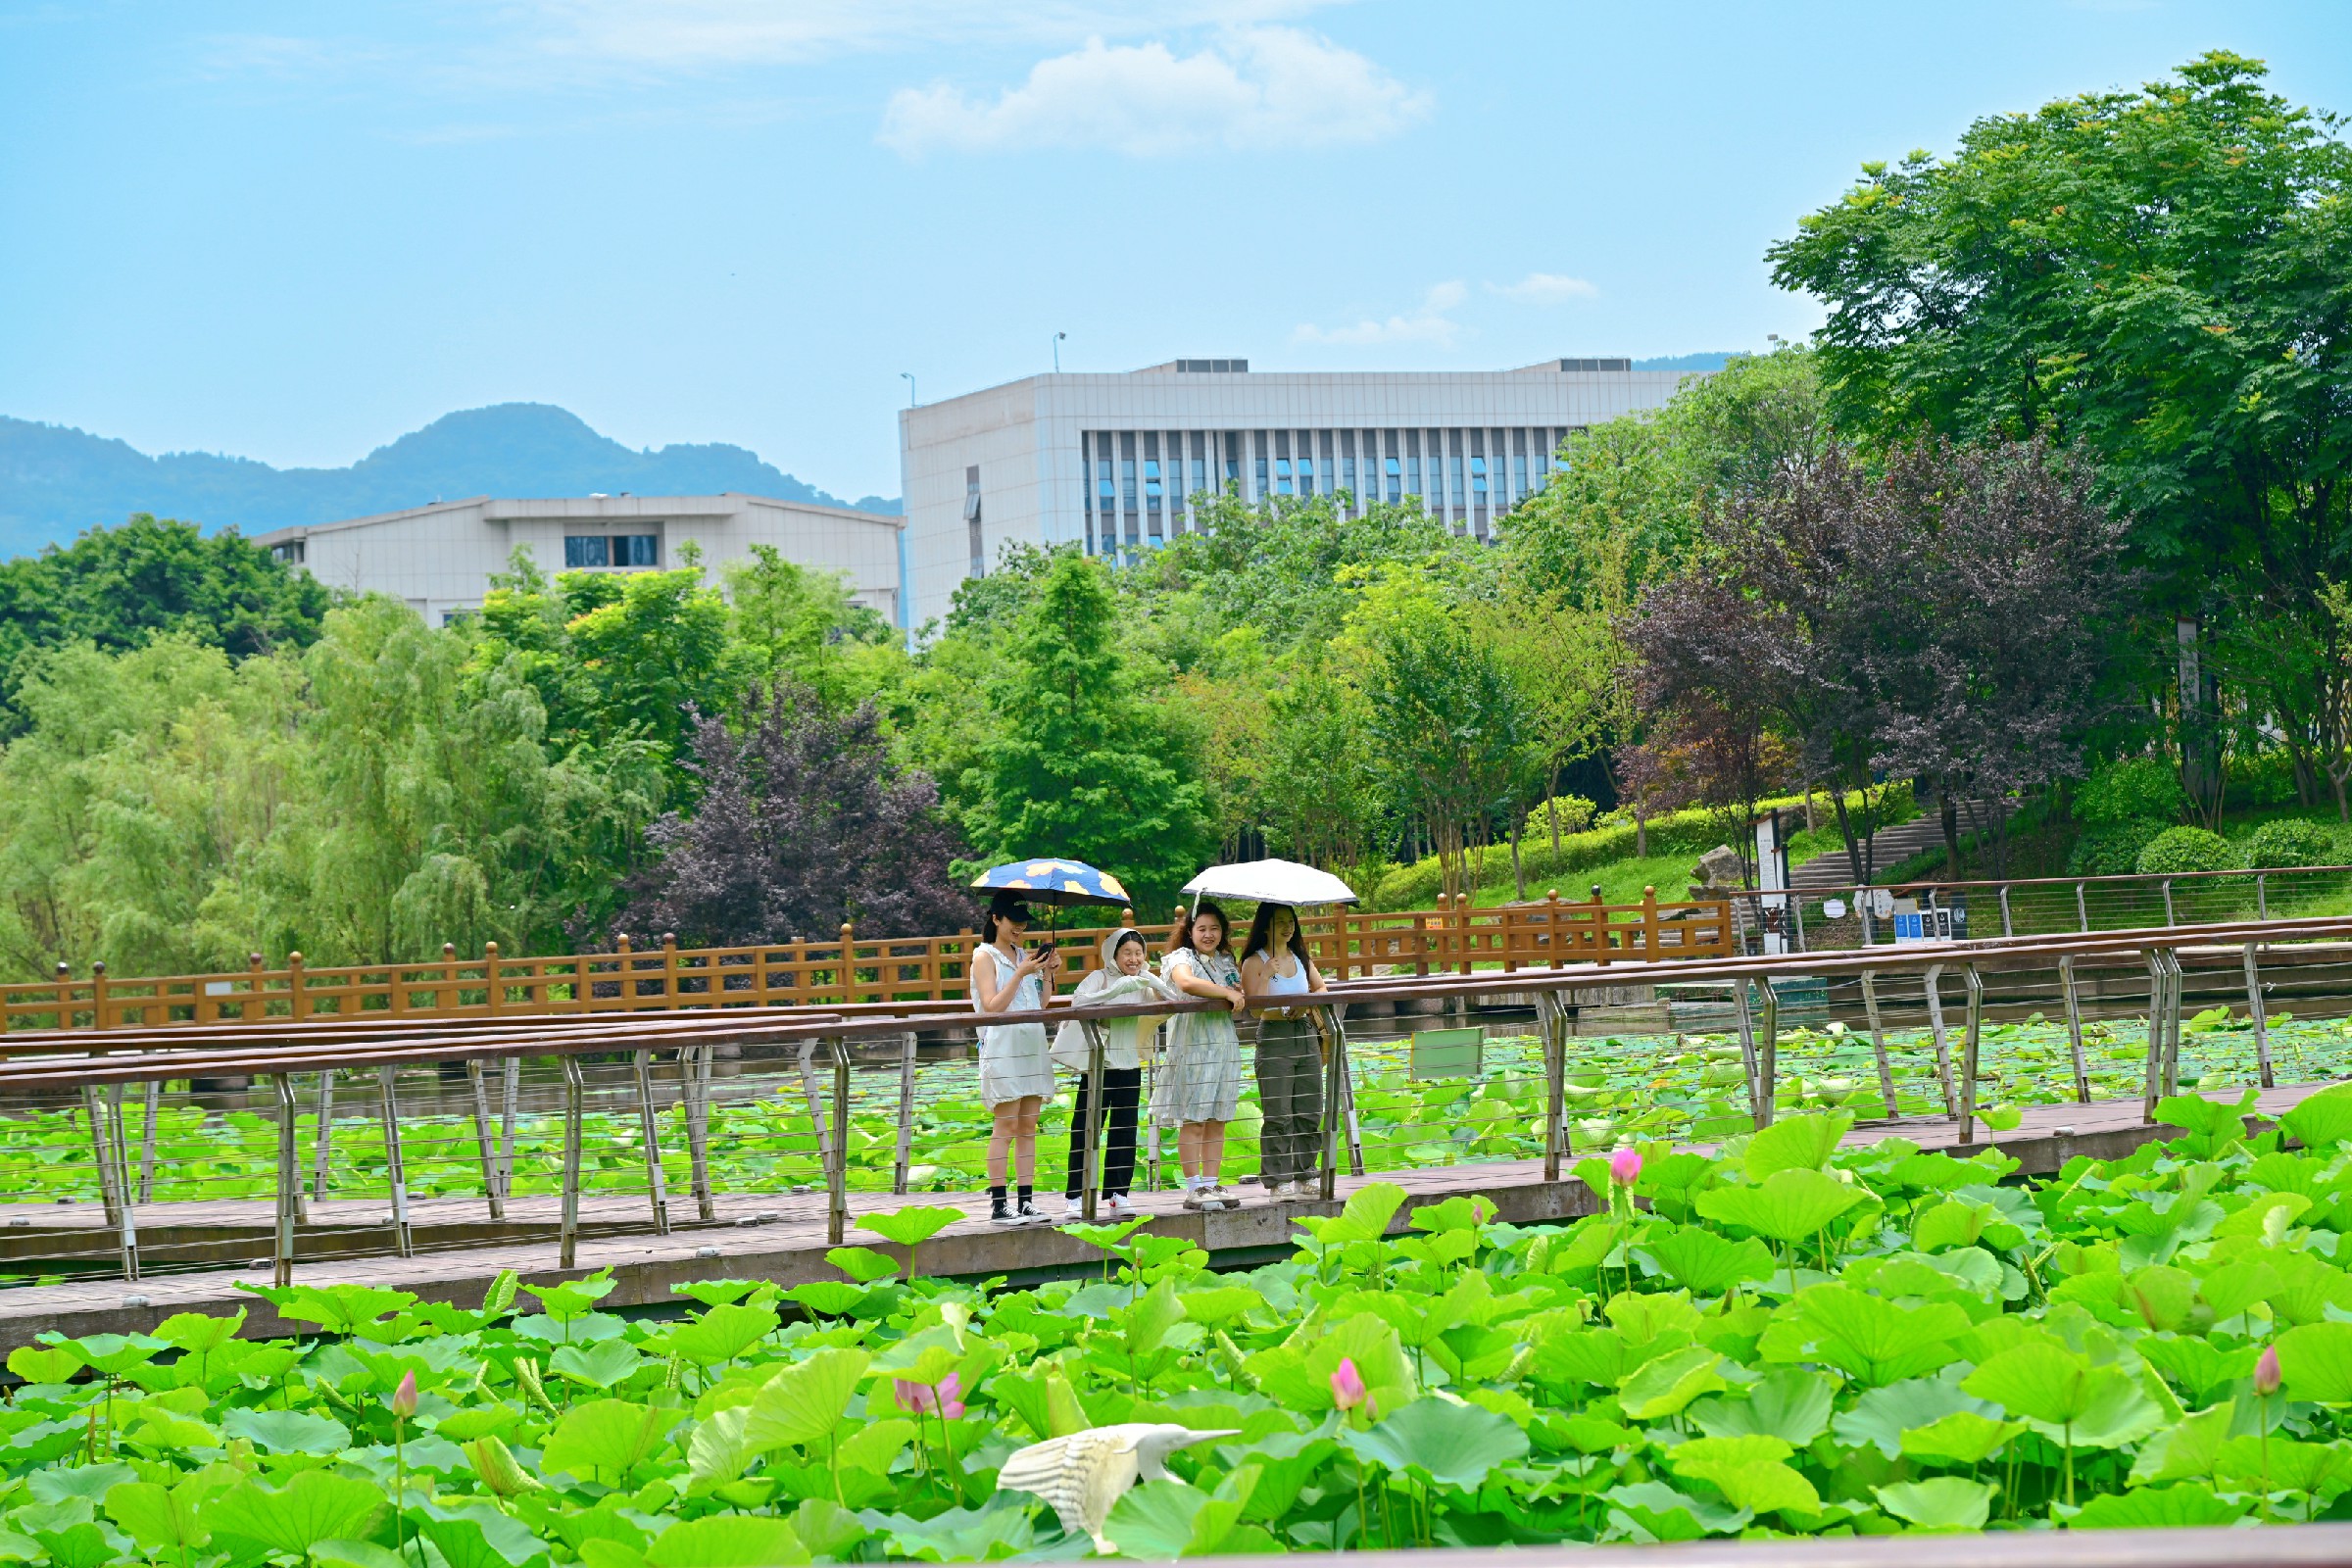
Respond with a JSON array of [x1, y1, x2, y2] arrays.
[[896, 358, 1699, 627], [255, 494, 907, 629]]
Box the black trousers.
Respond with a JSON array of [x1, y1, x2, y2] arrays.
[[1064, 1066, 1143, 1198]]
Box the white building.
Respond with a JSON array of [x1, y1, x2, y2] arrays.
[[896, 358, 1699, 627], [255, 494, 907, 629]]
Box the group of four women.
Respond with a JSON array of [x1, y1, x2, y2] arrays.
[[967, 891, 1328, 1224]]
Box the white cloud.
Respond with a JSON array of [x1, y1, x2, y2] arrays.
[[1490, 271, 1599, 305], [1293, 281, 1467, 348], [527, 1, 1341, 68], [879, 25, 1428, 157]]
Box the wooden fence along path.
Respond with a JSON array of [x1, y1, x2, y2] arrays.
[[0, 890, 1735, 1032]]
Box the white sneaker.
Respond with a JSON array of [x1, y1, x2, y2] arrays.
[[1104, 1194, 1137, 1216], [1060, 1197, 1084, 1221], [1211, 1185, 1242, 1209], [1181, 1189, 1211, 1211]]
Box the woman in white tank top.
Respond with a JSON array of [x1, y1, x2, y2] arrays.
[[1241, 902, 1327, 1201]]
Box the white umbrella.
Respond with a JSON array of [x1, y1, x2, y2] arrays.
[[1181, 858, 1358, 907]]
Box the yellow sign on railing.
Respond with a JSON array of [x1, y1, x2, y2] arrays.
[[4, 888, 1732, 1032]]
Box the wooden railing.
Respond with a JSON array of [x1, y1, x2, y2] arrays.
[[0, 888, 1733, 1032]]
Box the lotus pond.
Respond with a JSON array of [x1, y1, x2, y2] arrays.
[[15, 1087, 2352, 1560]]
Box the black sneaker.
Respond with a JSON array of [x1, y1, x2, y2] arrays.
[[990, 1196, 1017, 1225], [1015, 1195, 1044, 1225]]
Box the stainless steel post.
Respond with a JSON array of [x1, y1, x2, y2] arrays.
[[685, 1044, 715, 1222], [313, 1069, 336, 1207], [2077, 882, 2089, 932], [1958, 965, 1985, 1146], [83, 1083, 123, 1230], [2162, 949, 2186, 1100], [2257, 872, 2269, 921], [1539, 992, 1566, 1183], [466, 1058, 504, 1220], [1318, 1003, 1346, 1200], [1079, 1020, 1107, 1222], [1859, 971, 1897, 1119], [2163, 880, 2177, 926], [1923, 964, 1958, 1118], [499, 1055, 521, 1204], [1732, 979, 1763, 1127], [273, 1074, 299, 1288], [378, 1065, 413, 1258], [799, 1038, 833, 1178], [137, 1078, 160, 1203], [827, 1037, 851, 1246], [633, 1048, 671, 1235], [2058, 955, 2090, 1104], [892, 1031, 917, 1196], [1757, 985, 1779, 1129], [2244, 942, 2274, 1091], [2140, 950, 2166, 1124], [1998, 885, 2013, 939], [559, 1055, 585, 1270]]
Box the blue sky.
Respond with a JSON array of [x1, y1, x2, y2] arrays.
[[2, 2, 2347, 502]]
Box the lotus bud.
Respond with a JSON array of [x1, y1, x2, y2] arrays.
[[466, 1435, 543, 1497], [895, 1377, 933, 1415], [514, 1356, 556, 1414], [1330, 1357, 1367, 1412], [2256, 1345, 2282, 1397], [389, 1369, 418, 1420], [939, 1370, 966, 1422], [1609, 1146, 1642, 1187]]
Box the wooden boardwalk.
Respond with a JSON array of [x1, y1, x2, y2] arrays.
[[0, 1080, 2327, 1348]]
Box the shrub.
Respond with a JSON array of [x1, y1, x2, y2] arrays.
[[2077, 755, 2186, 830], [2134, 825, 2237, 877], [2246, 816, 2336, 869], [2067, 816, 2168, 876], [2229, 748, 2300, 808]]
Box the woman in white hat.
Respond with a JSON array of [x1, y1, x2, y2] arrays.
[[1051, 927, 1178, 1219]]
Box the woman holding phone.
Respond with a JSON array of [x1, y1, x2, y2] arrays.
[[1241, 903, 1328, 1200], [971, 891, 1059, 1225]]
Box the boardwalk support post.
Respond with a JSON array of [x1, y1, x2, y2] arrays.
[[827, 1037, 851, 1246], [2244, 942, 2275, 1090], [1924, 964, 1959, 1119], [1079, 1020, 1107, 1222], [273, 1073, 299, 1287], [1859, 971, 1897, 1119], [634, 1048, 671, 1235], [892, 1031, 917, 1196], [379, 1065, 414, 1258], [559, 1055, 585, 1270], [2059, 956, 2091, 1105], [1538, 992, 1566, 1184], [466, 1058, 504, 1220], [1958, 965, 1985, 1146], [1757, 983, 1779, 1129]]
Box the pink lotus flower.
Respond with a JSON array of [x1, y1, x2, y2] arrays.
[[2256, 1345, 2282, 1396], [897, 1370, 966, 1421], [1330, 1357, 1366, 1412], [1609, 1146, 1642, 1187], [390, 1370, 418, 1420]]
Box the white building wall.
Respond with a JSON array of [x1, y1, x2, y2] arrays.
[[897, 362, 1703, 628], [257, 495, 906, 628]]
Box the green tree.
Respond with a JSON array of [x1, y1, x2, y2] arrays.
[[1259, 659, 1389, 884], [723, 544, 902, 710], [1768, 52, 2352, 811], [1343, 562, 1533, 904], [959, 552, 1215, 906], [0, 514, 332, 734]]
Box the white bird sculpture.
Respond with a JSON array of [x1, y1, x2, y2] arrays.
[[995, 1423, 1240, 1552]]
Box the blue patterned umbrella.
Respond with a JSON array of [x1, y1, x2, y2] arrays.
[[969, 858, 1131, 909]]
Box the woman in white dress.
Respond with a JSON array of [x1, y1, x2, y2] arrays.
[[971, 892, 1059, 1225], [1154, 901, 1248, 1211]]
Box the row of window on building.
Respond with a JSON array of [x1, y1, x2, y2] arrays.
[[1079, 426, 1579, 553], [563, 534, 662, 568]]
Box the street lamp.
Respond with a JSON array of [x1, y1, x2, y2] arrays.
[[1053, 331, 1066, 371], [901, 372, 916, 407]]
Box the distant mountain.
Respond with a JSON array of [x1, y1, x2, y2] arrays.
[[1634, 352, 1743, 372], [0, 403, 900, 559]]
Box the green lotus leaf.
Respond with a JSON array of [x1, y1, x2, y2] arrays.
[[857, 1205, 960, 1249], [103, 1481, 210, 1558], [1631, 1227, 1776, 1295], [550, 1339, 644, 1391], [2283, 1086, 2352, 1152], [1619, 1347, 1729, 1421], [1693, 1168, 1864, 1245], [742, 1348, 870, 1453], [1602, 1481, 1750, 1542], [1832, 1377, 1998, 1458], [644, 1514, 810, 1568], [1874, 1477, 1992, 1531], [1899, 1410, 2024, 1467], [1343, 1397, 1529, 1491], [203, 1471, 385, 1557], [1763, 1286, 1971, 1386], [2070, 1483, 2249, 1529], [540, 1399, 683, 1484], [219, 1407, 352, 1456], [2277, 1320, 2352, 1402], [664, 1303, 782, 1366], [1687, 1369, 1835, 1446], [1742, 1110, 1854, 1179], [2128, 1400, 2235, 1487]]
